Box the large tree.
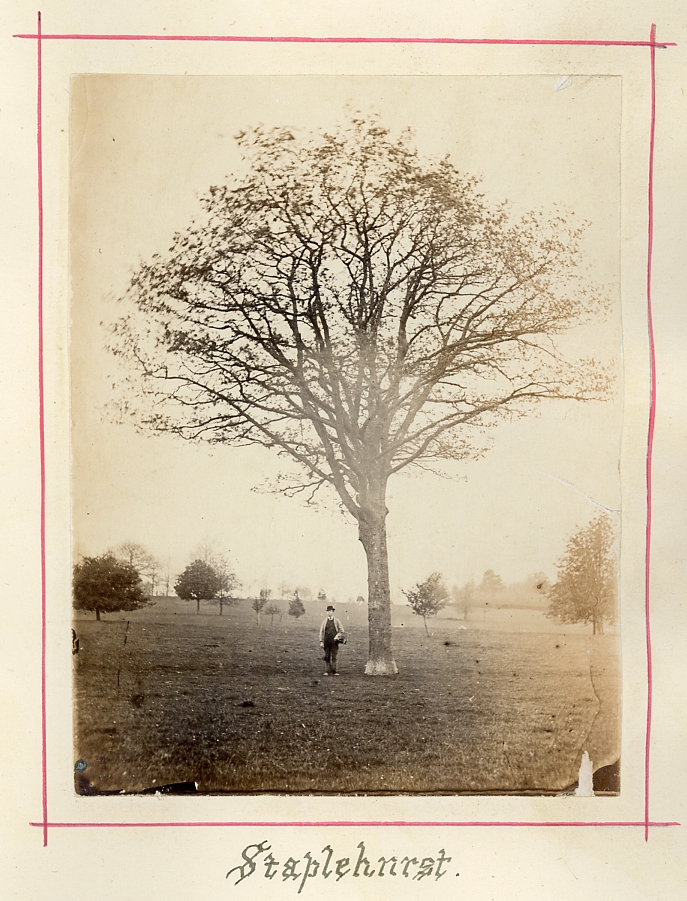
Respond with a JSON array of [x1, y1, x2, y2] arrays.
[[546, 515, 617, 635], [73, 554, 149, 621], [111, 116, 609, 675]]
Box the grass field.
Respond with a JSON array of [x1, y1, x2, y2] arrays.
[[73, 599, 620, 795]]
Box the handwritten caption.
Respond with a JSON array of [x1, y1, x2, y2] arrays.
[[227, 840, 455, 892]]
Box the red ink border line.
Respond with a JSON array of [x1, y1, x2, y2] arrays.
[[22, 14, 676, 843], [644, 23, 659, 844], [35, 10, 48, 851], [13, 32, 677, 47], [30, 820, 680, 829]]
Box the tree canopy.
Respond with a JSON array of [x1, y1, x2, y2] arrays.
[[111, 115, 610, 674], [546, 515, 617, 634], [73, 554, 149, 620], [175, 559, 221, 613], [288, 592, 306, 619]]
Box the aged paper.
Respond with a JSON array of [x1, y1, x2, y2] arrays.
[[1, 1, 686, 898]]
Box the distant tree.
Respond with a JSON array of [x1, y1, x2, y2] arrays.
[[214, 554, 241, 615], [265, 603, 281, 626], [146, 557, 161, 596], [252, 588, 271, 624], [175, 559, 221, 614], [188, 543, 240, 614], [110, 541, 159, 595], [111, 540, 153, 570], [511, 572, 551, 609], [160, 556, 172, 597], [73, 554, 148, 621], [479, 569, 504, 596], [191, 540, 219, 565], [496, 573, 551, 609], [288, 591, 306, 620], [317, 589, 327, 604], [451, 580, 475, 620], [404, 572, 449, 636], [547, 515, 617, 635], [356, 595, 366, 605]]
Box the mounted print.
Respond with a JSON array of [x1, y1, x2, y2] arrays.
[[70, 74, 622, 795]]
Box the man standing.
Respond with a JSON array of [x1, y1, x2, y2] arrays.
[[319, 605, 345, 676]]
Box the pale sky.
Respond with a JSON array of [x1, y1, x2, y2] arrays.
[[70, 74, 622, 601]]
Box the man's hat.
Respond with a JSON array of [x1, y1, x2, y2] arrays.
[[326, 605, 335, 611]]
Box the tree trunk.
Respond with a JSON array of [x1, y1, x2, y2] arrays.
[[95, 608, 101, 621], [359, 513, 398, 676], [196, 598, 200, 614], [423, 615, 429, 637], [219, 597, 224, 615]]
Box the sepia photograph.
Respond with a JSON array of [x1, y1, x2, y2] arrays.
[[69, 73, 623, 796]]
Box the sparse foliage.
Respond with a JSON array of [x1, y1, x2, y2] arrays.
[[214, 554, 240, 615], [451, 580, 475, 620], [547, 515, 617, 635], [265, 603, 281, 625], [175, 559, 221, 614], [404, 572, 449, 636], [288, 591, 306, 620], [73, 554, 148, 621], [252, 588, 271, 624], [110, 541, 160, 595], [160, 557, 173, 597], [112, 115, 610, 674]]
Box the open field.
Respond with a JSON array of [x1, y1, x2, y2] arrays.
[[73, 599, 619, 794]]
